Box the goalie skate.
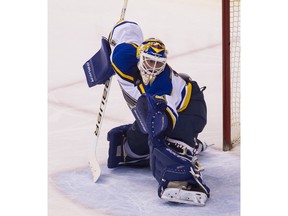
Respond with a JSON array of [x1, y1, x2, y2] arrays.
[[160, 182, 208, 206], [165, 137, 212, 156]]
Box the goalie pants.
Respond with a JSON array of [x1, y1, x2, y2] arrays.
[[127, 80, 207, 155]]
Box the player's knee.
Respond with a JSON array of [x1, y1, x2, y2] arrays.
[[189, 81, 207, 132], [127, 122, 149, 155]]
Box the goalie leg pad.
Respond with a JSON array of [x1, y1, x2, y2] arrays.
[[107, 124, 150, 168], [151, 144, 195, 183], [107, 124, 131, 168], [149, 137, 210, 204]]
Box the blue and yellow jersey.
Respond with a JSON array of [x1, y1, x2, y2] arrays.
[[111, 43, 192, 130], [109, 21, 192, 130]]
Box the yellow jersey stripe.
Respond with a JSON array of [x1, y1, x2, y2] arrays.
[[178, 82, 192, 112], [138, 84, 145, 93], [111, 62, 134, 82], [166, 107, 177, 128]]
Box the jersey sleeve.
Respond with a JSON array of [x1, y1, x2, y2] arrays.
[[111, 43, 139, 83], [111, 43, 143, 108]]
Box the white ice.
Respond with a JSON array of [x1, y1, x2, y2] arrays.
[[48, 0, 240, 215]]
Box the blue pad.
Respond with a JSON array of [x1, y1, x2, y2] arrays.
[[149, 138, 210, 197], [107, 124, 131, 168], [132, 94, 168, 138], [150, 139, 196, 184], [107, 124, 150, 168], [83, 37, 115, 87]]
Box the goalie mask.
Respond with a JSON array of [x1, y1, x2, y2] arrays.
[[137, 38, 168, 85]]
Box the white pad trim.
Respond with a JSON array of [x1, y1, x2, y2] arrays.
[[160, 187, 208, 206]]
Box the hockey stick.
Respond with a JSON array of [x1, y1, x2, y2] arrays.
[[88, 0, 129, 183], [120, 0, 128, 21], [88, 78, 112, 182]]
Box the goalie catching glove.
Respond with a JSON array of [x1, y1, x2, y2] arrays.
[[132, 94, 168, 138]]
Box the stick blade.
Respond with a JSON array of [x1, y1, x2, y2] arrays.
[[88, 156, 101, 182]]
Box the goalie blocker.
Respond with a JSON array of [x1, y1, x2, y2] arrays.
[[83, 37, 115, 87], [107, 93, 210, 205]]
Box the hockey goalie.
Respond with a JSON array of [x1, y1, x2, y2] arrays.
[[99, 20, 210, 206]]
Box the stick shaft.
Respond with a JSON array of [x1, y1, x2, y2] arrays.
[[94, 78, 111, 137], [89, 77, 112, 182], [120, 0, 128, 20], [89, 0, 129, 182]]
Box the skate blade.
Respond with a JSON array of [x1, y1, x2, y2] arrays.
[[160, 188, 207, 206]]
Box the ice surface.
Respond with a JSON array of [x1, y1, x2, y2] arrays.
[[48, 0, 240, 215], [51, 149, 240, 216]]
